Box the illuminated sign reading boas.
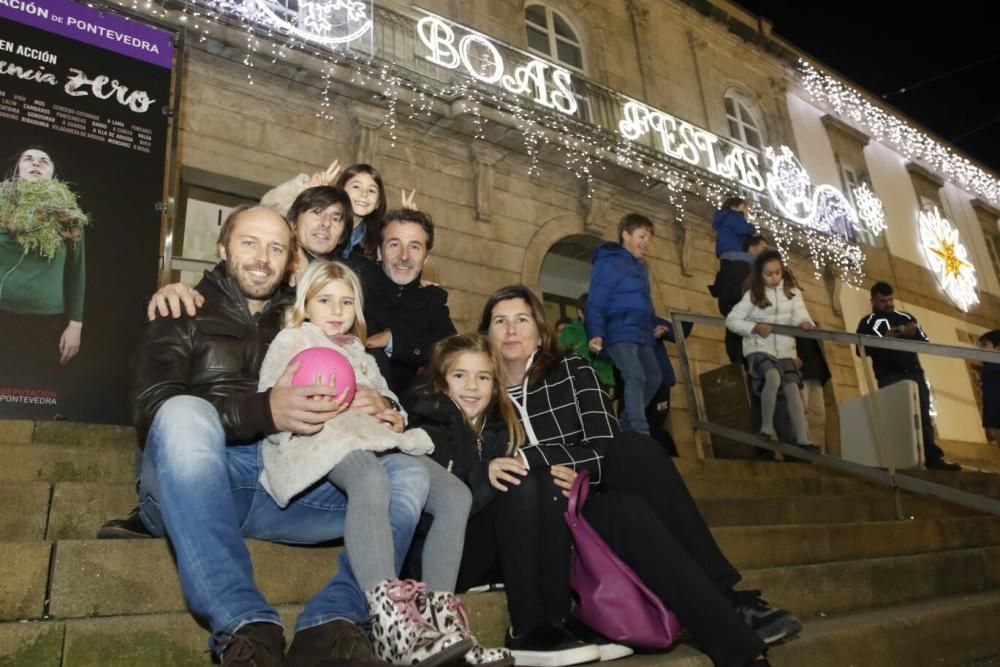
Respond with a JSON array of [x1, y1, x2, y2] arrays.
[[918, 206, 979, 312], [195, 0, 373, 47], [416, 14, 577, 115]]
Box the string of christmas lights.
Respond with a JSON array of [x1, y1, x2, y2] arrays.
[[799, 59, 1000, 208], [110, 0, 893, 286]]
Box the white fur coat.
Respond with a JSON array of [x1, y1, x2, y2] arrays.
[[260, 173, 309, 217], [257, 322, 434, 507]]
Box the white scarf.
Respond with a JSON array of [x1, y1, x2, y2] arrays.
[[506, 349, 541, 468]]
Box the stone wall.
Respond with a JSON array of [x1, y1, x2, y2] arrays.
[[165, 0, 998, 459]]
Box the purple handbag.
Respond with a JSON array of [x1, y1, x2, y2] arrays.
[[564, 470, 681, 649]]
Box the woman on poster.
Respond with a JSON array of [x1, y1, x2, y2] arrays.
[[0, 146, 89, 375]]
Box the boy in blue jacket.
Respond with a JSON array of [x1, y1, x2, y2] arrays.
[[712, 196, 755, 259], [586, 213, 664, 434]]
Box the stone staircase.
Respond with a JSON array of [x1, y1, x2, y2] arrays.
[[2, 419, 1000, 666]]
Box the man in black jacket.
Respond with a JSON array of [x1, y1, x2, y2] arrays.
[[131, 205, 428, 666], [856, 281, 959, 470], [362, 209, 457, 396]]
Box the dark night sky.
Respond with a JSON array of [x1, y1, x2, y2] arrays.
[[734, 1, 1000, 175]]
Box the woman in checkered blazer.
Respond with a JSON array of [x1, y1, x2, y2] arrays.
[[476, 285, 800, 667]]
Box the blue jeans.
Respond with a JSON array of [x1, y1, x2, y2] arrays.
[[138, 396, 429, 654], [607, 343, 662, 434]]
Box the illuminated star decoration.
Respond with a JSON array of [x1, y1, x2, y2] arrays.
[[852, 181, 887, 236], [918, 205, 979, 312]]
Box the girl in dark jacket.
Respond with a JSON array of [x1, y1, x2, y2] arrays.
[[407, 334, 601, 667]]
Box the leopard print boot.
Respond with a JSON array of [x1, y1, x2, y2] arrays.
[[366, 579, 473, 667], [421, 591, 513, 667]]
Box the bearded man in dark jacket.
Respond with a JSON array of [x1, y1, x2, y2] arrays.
[[361, 209, 457, 396]]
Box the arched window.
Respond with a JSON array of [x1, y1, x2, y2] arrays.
[[724, 91, 765, 150], [524, 4, 584, 72]]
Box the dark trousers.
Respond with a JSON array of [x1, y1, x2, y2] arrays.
[[878, 372, 945, 462], [724, 330, 744, 365], [457, 432, 765, 664], [715, 258, 749, 365], [456, 469, 571, 635], [592, 431, 765, 666], [614, 367, 677, 456]]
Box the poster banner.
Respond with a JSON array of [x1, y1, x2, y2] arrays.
[[0, 0, 174, 423]]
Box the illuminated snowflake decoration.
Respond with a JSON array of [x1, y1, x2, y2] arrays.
[[764, 146, 869, 238], [852, 181, 887, 236], [195, 0, 372, 47], [765, 146, 813, 224], [918, 206, 979, 311]]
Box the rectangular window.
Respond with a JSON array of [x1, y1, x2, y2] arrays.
[[526, 26, 550, 54], [972, 203, 1000, 284], [821, 115, 878, 246], [170, 170, 266, 285], [985, 233, 1000, 282], [556, 40, 583, 70], [835, 162, 876, 246]]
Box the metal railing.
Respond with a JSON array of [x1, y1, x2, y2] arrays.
[[670, 311, 1000, 517]]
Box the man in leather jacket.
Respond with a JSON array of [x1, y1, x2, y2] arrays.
[[131, 205, 429, 666]]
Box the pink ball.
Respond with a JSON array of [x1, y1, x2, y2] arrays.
[[289, 347, 357, 403]]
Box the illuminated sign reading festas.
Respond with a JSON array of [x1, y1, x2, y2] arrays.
[[619, 100, 766, 192]]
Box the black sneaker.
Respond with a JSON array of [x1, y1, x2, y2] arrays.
[[221, 622, 286, 667], [727, 589, 802, 644], [287, 619, 389, 667], [926, 458, 961, 471], [505, 623, 601, 667], [96, 507, 153, 539], [563, 619, 633, 662]]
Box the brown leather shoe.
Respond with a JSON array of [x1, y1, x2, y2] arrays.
[[286, 619, 389, 667], [221, 622, 286, 667], [96, 507, 153, 539]]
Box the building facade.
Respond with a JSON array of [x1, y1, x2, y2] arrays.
[[138, 0, 1000, 460]]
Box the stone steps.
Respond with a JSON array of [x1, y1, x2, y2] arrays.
[[3, 537, 997, 626], [0, 444, 134, 484], [712, 515, 1000, 569], [3, 589, 1000, 666], [5, 514, 1000, 622], [698, 493, 982, 526], [4, 419, 1000, 666], [4, 479, 993, 545]]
